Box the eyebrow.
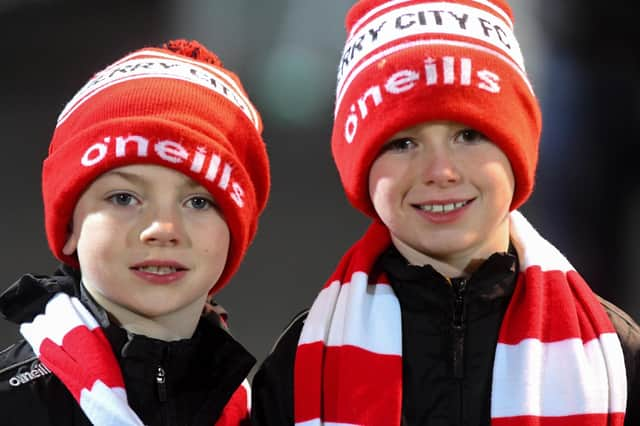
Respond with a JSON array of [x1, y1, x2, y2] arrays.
[[105, 170, 146, 186]]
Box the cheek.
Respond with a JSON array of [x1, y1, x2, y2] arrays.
[[370, 178, 407, 232], [193, 215, 231, 257], [205, 231, 230, 258], [480, 161, 515, 210], [75, 214, 125, 263], [369, 174, 388, 217], [369, 164, 407, 217], [476, 147, 515, 196], [489, 156, 515, 193], [200, 226, 230, 279], [504, 161, 515, 195], [369, 159, 398, 214]]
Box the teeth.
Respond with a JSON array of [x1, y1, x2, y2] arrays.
[[137, 266, 178, 275], [419, 200, 468, 213]]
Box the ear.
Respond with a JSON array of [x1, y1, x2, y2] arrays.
[[62, 225, 78, 256]]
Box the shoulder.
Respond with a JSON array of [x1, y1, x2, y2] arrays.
[[252, 309, 308, 426], [598, 297, 640, 387], [0, 340, 67, 425], [267, 309, 308, 362], [598, 296, 640, 353], [256, 308, 308, 379], [598, 298, 640, 425], [0, 339, 39, 380]]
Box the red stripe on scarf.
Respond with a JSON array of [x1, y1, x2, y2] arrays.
[[295, 342, 325, 422], [324, 345, 402, 425], [498, 268, 615, 345], [39, 326, 125, 400], [295, 342, 402, 425], [566, 271, 617, 336], [492, 413, 625, 426], [215, 382, 251, 426]]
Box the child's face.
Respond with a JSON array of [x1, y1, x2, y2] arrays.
[[62, 164, 230, 321], [368, 121, 514, 273]]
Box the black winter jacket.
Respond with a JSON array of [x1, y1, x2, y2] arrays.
[[252, 247, 640, 426], [0, 265, 255, 426]]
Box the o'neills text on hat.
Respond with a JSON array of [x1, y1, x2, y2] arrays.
[[342, 55, 501, 143], [80, 135, 246, 207]]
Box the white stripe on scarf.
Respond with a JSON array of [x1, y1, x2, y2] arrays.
[[21, 293, 144, 426]]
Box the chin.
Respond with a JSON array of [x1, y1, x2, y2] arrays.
[[125, 303, 178, 319]]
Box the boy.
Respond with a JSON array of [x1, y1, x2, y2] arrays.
[[0, 39, 270, 425], [252, 0, 639, 425]]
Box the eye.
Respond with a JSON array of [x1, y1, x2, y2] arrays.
[[186, 196, 214, 210], [107, 192, 138, 206], [381, 137, 416, 153], [456, 129, 489, 144]]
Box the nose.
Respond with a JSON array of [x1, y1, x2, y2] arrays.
[[420, 145, 461, 187], [139, 207, 185, 246]]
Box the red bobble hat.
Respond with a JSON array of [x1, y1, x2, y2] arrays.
[[331, 0, 542, 215], [42, 39, 270, 293]]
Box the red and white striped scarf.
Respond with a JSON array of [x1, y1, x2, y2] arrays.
[[20, 293, 251, 426], [294, 211, 627, 425]]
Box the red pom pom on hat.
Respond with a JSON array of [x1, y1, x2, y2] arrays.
[[163, 39, 224, 66]]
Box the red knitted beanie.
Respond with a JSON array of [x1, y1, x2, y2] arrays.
[[331, 0, 542, 215], [42, 39, 270, 293]]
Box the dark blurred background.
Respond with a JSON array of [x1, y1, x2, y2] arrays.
[[1, 0, 638, 372]]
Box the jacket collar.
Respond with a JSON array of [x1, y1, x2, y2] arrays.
[[381, 244, 518, 319]]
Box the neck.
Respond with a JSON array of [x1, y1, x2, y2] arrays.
[[87, 290, 204, 341], [402, 249, 473, 278], [391, 221, 511, 279]]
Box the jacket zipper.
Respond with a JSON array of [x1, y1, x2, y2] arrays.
[[452, 278, 467, 426], [156, 365, 167, 402], [452, 279, 467, 379], [156, 364, 169, 426]]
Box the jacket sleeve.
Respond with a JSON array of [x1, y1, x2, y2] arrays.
[[252, 310, 307, 426], [599, 297, 640, 426], [622, 330, 640, 426], [0, 341, 77, 425]]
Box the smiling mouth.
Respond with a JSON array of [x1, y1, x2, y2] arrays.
[[416, 200, 472, 213], [132, 265, 186, 275]]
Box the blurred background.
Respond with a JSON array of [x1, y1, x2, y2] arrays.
[[1, 0, 638, 373]]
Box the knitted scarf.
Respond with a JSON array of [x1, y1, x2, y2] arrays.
[[294, 211, 627, 425], [20, 293, 250, 426]]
